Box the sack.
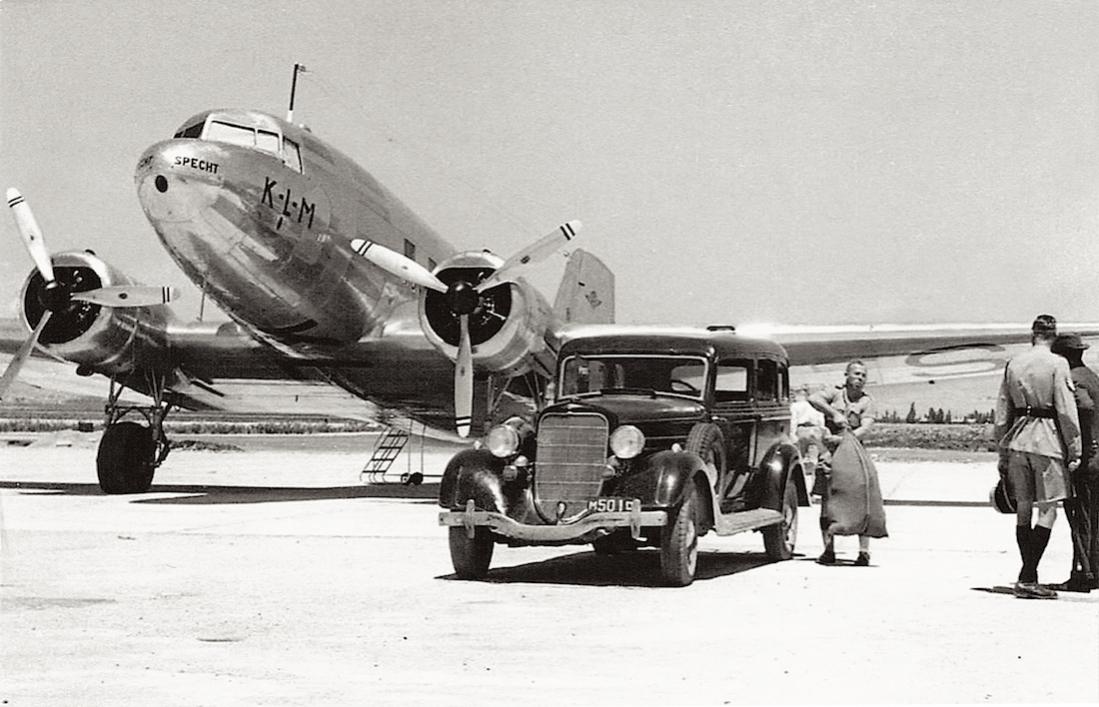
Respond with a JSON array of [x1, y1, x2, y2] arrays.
[[990, 477, 1017, 514]]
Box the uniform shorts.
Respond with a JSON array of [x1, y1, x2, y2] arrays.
[[1007, 451, 1069, 505]]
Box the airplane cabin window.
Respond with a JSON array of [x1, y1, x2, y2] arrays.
[[256, 130, 281, 155], [205, 121, 256, 148], [283, 138, 304, 173], [404, 239, 417, 261]]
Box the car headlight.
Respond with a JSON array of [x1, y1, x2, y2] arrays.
[[485, 424, 520, 458], [609, 425, 645, 459]]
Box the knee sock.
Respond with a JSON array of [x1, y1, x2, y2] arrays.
[[1018, 526, 1052, 583], [1029, 526, 1052, 582], [1017, 525, 1034, 582]]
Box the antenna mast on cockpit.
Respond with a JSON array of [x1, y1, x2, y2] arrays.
[[286, 63, 307, 123]]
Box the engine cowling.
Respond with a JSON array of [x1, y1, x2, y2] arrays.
[[418, 251, 553, 378], [19, 251, 172, 374]]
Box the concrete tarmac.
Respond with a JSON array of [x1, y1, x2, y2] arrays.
[[2, 435, 1097, 705]]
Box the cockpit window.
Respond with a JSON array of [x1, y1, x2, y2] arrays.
[[256, 130, 280, 155], [173, 122, 205, 139], [283, 138, 303, 173], [205, 121, 256, 148]]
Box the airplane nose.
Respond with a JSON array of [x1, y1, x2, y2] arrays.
[[135, 140, 219, 223]]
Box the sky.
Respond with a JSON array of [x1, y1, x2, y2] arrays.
[[2, 0, 1099, 328]]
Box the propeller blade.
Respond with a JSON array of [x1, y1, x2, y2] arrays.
[[475, 220, 581, 292], [71, 286, 178, 307], [454, 314, 473, 438], [350, 238, 448, 293], [6, 188, 56, 284], [0, 311, 52, 401]]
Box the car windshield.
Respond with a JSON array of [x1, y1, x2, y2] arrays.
[[559, 355, 707, 399]]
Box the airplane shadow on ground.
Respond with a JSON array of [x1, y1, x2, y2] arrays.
[[0, 480, 438, 505], [438, 549, 784, 587]]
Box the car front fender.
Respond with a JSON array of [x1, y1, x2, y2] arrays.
[[438, 448, 509, 512], [615, 450, 707, 508]]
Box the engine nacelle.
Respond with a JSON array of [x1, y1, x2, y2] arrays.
[[19, 251, 172, 374], [418, 251, 553, 378]]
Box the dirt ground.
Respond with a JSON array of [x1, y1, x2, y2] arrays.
[[1, 436, 1097, 705]]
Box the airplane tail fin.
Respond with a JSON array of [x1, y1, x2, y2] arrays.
[[553, 249, 615, 324]]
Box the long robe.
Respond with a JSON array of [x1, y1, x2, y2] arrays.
[[821, 431, 888, 538]]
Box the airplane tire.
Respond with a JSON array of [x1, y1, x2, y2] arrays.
[[660, 483, 700, 586], [96, 422, 156, 494], [448, 526, 494, 579], [762, 476, 799, 561]]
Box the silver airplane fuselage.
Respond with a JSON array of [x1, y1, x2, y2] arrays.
[[135, 109, 454, 356]]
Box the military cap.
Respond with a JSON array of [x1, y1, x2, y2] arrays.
[[1052, 332, 1089, 354]]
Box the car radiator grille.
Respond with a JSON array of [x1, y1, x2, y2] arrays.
[[534, 412, 609, 517]]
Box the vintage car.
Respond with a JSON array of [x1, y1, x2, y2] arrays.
[[437, 328, 809, 586]]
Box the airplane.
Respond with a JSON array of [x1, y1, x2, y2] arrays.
[[3, 91, 1099, 495]]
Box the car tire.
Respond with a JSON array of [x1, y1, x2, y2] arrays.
[[448, 526, 494, 579], [660, 483, 700, 586], [686, 422, 726, 474], [762, 475, 799, 561]]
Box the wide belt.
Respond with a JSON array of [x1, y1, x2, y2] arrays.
[[1015, 407, 1056, 419]]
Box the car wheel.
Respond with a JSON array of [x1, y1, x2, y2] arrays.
[[448, 526, 494, 579], [686, 423, 726, 474], [763, 475, 799, 561], [660, 483, 699, 586]]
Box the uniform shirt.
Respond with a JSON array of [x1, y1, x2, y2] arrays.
[[1069, 363, 1099, 454], [790, 399, 825, 428], [994, 345, 1082, 461]]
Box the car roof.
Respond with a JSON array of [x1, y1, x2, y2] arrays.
[[558, 327, 788, 361]]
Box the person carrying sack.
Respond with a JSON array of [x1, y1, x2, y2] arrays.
[[809, 360, 888, 566]]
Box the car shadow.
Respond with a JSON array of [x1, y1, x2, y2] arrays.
[[0, 480, 438, 505], [438, 549, 782, 587]]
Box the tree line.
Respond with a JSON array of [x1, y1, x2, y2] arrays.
[[874, 404, 995, 424]]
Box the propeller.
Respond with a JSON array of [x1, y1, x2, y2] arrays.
[[350, 220, 582, 436], [0, 188, 178, 401]]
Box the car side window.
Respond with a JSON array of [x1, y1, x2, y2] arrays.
[[715, 360, 750, 402], [756, 359, 778, 401]]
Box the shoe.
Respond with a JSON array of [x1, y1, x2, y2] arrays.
[[1013, 581, 1057, 599], [854, 552, 870, 567], [816, 550, 836, 565]]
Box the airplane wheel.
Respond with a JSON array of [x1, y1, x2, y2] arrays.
[[763, 476, 799, 561], [96, 421, 156, 494], [660, 484, 700, 586], [448, 526, 494, 579]]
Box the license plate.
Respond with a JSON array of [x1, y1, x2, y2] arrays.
[[586, 497, 639, 513]]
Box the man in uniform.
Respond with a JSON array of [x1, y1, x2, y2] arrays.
[[1050, 332, 1099, 591], [994, 314, 1082, 599]]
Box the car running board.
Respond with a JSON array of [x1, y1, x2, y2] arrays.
[[712, 508, 783, 536]]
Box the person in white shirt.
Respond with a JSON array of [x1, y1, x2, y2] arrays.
[[790, 384, 826, 489]]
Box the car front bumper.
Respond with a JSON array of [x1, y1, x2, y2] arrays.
[[439, 500, 668, 543]]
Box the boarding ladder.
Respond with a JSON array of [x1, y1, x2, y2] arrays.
[[359, 426, 425, 485]]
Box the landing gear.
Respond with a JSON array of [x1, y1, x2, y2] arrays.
[[96, 376, 172, 494]]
